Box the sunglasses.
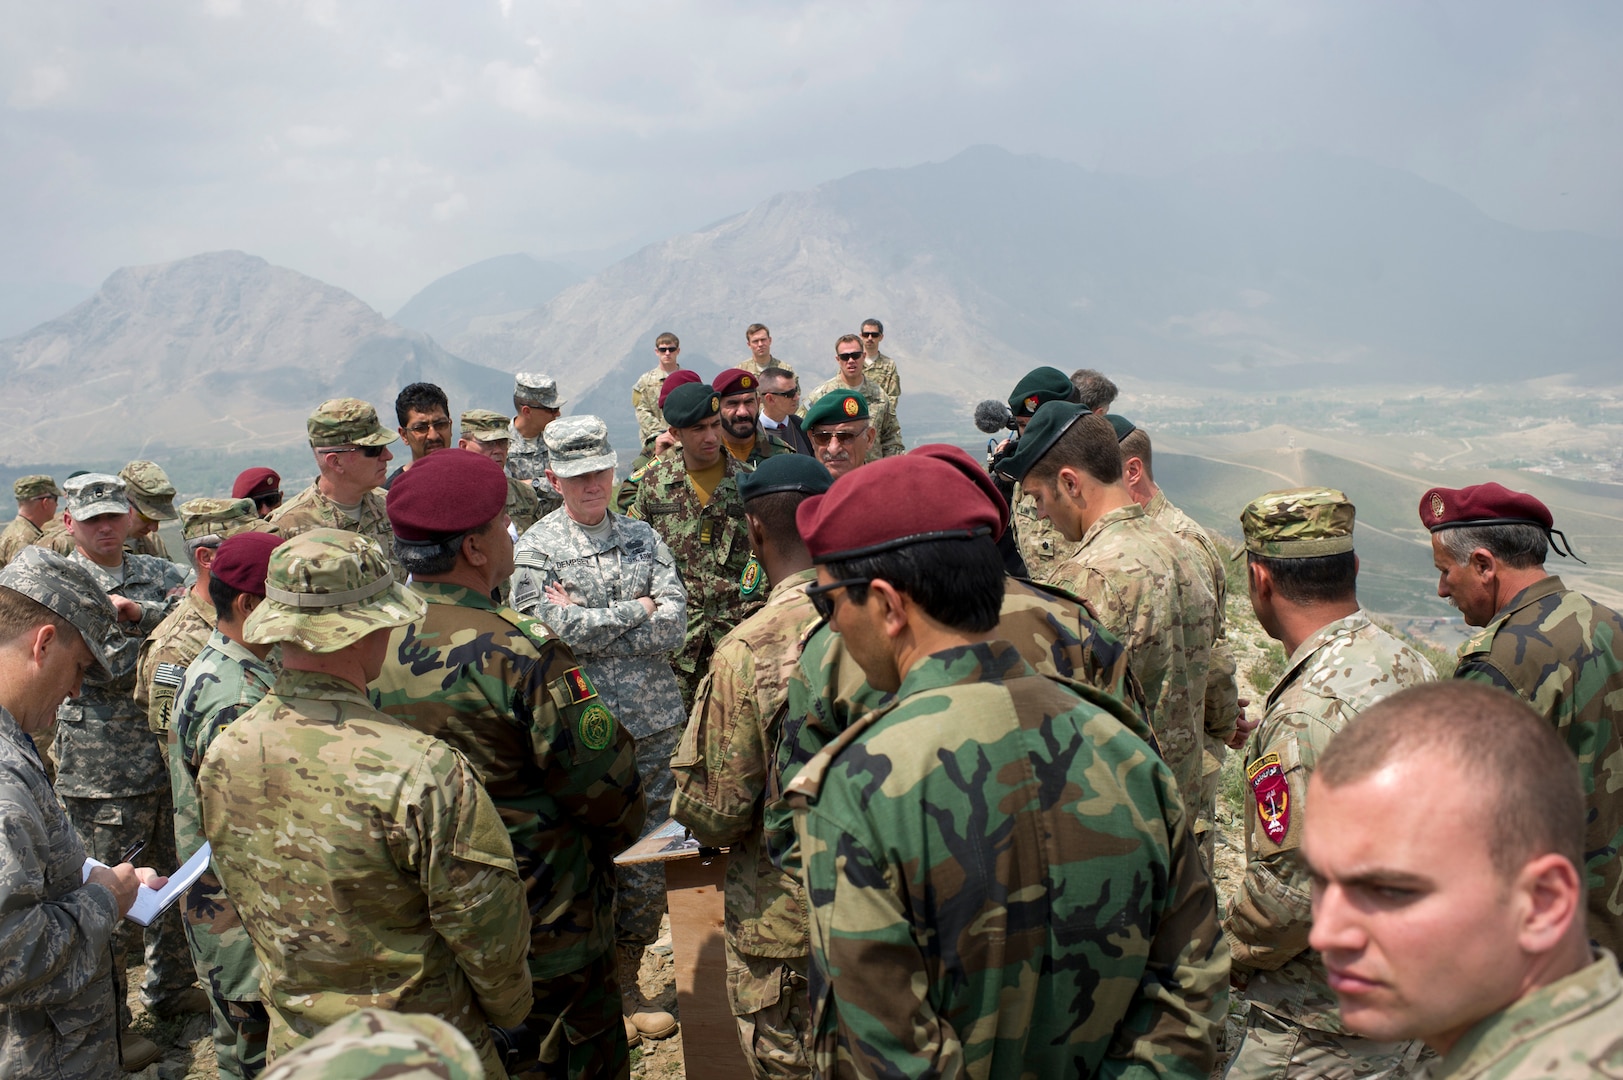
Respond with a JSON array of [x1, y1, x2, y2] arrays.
[[808, 425, 868, 446], [327, 445, 388, 458], [405, 418, 452, 436], [656, 345, 679, 353], [836, 351, 864, 362], [762, 387, 800, 399], [805, 577, 872, 620], [253, 492, 284, 510], [860, 331, 881, 338]]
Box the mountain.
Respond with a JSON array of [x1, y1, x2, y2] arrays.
[[391, 253, 581, 345], [0, 251, 515, 466], [0, 281, 94, 339]]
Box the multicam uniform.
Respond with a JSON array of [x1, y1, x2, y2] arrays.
[[258, 1008, 484, 1080], [371, 581, 647, 1078], [506, 423, 565, 518], [1451, 575, 1623, 960], [171, 630, 278, 1079], [670, 568, 821, 1078], [505, 475, 544, 537], [785, 642, 1227, 1079], [862, 352, 899, 402], [269, 484, 398, 573], [135, 589, 217, 738], [802, 376, 904, 460], [1012, 491, 1084, 585], [0, 516, 66, 567], [632, 366, 674, 446], [1224, 611, 1436, 1080]]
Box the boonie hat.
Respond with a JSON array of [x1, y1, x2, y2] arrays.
[[244, 529, 425, 653]]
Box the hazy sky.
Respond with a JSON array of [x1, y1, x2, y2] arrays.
[[4, 0, 1619, 313]]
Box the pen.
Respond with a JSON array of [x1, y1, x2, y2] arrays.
[[119, 841, 145, 865]]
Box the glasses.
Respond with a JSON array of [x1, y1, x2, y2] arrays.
[[656, 345, 678, 353], [405, 418, 452, 436], [762, 387, 800, 399], [327, 445, 388, 458], [860, 331, 881, 338], [805, 577, 872, 620], [836, 351, 864, 362], [253, 493, 284, 510], [808, 424, 869, 446]]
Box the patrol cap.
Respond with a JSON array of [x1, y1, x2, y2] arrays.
[[13, 475, 60, 501], [1240, 487, 1356, 559], [308, 398, 397, 448], [1008, 366, 1074, 419], [257, 1008, 482, 1080], [514, 373, 564, 409], [231, 467, 281, 501], [62, 473, 130, 520], [910, 443, 1009, 536], [659, 369, 701, 408], [180, 497, 275, 544], [244, 528, 425, 652], [802, 391, 869, 430], [119, 461, 178, 521], [995, 400, 1089, 483], [797, 453, 1002, 562], [386, 449, 508, 541], [663, 383, 720, 428], [458, 408, 511, 443], [544, 415, 617, 478], [210, 532, 284, 598], [736, 454, 832, 502], [0, 546, 117, 676], [1419, 481, 1582, 561], [1105, 414, 1137, 442], [713, 368, 758, 398]]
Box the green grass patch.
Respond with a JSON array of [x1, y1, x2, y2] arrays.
[[1245, 640, 1287, 693]]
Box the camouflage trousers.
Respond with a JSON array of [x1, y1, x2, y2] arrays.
[[614, 724, 681, 947], [61, 788, 196, 1026], [726, 947, 812, 1080], [516, 948, 629, 1080], [204, 994, 270, 1080], [1224, 1005, 1427, 1080], [1196, 738, 1225, 873]]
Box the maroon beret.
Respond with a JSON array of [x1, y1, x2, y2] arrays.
[[211, 532, 284, 597], [386, 448, 509, 541], [713, 367, 759, 398], [232, 467, 281, 500], [659, 369, 702, 408], [1419, 482, 1553, 533], [797, 453, 1003, 562], [907, 443, 1008, 540]]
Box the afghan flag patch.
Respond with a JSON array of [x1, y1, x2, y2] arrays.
[[561, 667, 597, 705], [1247, 752, 1291, 844]]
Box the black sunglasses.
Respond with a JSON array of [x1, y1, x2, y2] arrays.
[[860, 331, 881, 338], [656, 345, 678, 353], [836, 351, 864, 362], [253, 492, 284, 510], [762, 387, 800, 399], [328, 445, 388, 458], [805, 577, 872, 620]]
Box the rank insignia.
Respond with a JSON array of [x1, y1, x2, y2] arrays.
[[561, 667, 597, 704], [1430, 492, 1445, 520], [842, 396, 860, 417], [1247, 752, 1291, 843], [578, 703, 614, 751]]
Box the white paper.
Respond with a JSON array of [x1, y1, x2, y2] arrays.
[[81, 842, 214, 927]]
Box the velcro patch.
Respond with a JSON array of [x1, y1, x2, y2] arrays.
[[578, 703, 614, 752], [1247, 752, 1290, 844], [153, 662, 187, 688], [560, 667, 597, 705]]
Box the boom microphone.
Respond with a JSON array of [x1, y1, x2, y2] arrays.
[[974, 399, 1016, 434]]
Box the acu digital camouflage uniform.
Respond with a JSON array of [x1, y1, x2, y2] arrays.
[[459, 408, 548, 538], [171, 628, 278, 1079], [1450, 575, 1623, 960], [371, 579, 647, 1078], [802, 375, 903, 460], [506, 425, 565, 519], [258, 1008, 484, 1080], [786, 641, 1227, 1079], [671, 568, 821, 1078], [627, 452, 763, 710], [1417, 950, 1623, 1080]]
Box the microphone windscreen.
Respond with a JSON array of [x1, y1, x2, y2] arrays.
[[973, 399, 1013, 434]]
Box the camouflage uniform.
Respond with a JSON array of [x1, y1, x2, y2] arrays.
[[1048, 502, 1218, 810], [121, 460, 180, 563], [135, 589, 216, 736], [507, 474, 544, 537], [1012, 490, 1084, 584], [258, 1008, 484, 1080], [269, 482, 394, 566], [728, 431, 795, 467], [862, 352, 899, 402], [171, 629, 278, 1079], [671, 569, 821, 1078], [613, 445, 672, 516], [1417, 950, 1623, 1079], [1451, 575, 1623, 960], [627, 452, 762, 711], [786, 641, 1227, 1078], [510, 509, 686, 952], [802, 376, 903, 460], [506, 424, 565, 518], [371, 580, 647, 1078], [740, 355, 793, 376], [632, 366, 674, 446], [1224, 611, 1436, 1080], [0, 515, 67, 567]]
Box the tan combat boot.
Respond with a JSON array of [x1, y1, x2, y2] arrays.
[[617, 943, 677, 1041], [120, 1030, 163, 1072]]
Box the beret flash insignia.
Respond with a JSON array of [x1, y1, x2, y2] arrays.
[[843, 396, 860, 417], [1430, 492, 1445, 520], [741, 375, 752, 388], [1024, 395, 1039, 413]]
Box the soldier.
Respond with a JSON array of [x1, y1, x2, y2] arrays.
[[232, 467, 283, 518], [802, 335, 902, 460], [509, 417, 684, 1049], [997, 402, 1220, 815], [258, 1009, 484, 1080], [614, 370, 698, 516], [785, 451, 1226, 1077], [0, 474, 65, 567], [1306, 682, 1623, 1077], [269, 398, 398, 569], [741, 323, 792, 376], [384, 381, 452, 489], [1224, 489, 1436, 1080], [856, 318, 899, 403], [999, 365, 1083, 583], [0, 546, 170, 1077], [199, 529, 532, 1075], [801, 390, 877, 481], [631, 332, 683, 447], [1419, 481, 1623, 960], [506, 372, 565, 518], [120, 460, 179, 560], [670, 455, 833, 1079], [458, 408, 545, 537], [135, 498, 273, 741], [170, 531, 284, 1080], [1071, 367, 1118, 412], [53, 474, 199, 1053], [374, 448, 648, 1075], [756, 367, 813, 456], [628, 382, 762, 710], [715, 367, 793, 464]]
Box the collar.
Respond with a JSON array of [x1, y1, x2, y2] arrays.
[[270, 668, 374, 705], [1267, 610, 1373, 709], [1493, 575, 1566, 623], [767, 567, 818, 602], [186, 588, 220, 629], [0, 704, 44, 773], [893, 639, 1033, 701], [202, 628, 279, 678], [410, 580, 501, 612], [1436, 951, 1621, 1077], [1079, 501, 1147, 547]]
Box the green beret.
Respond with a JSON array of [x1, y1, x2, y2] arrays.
[[737, 455, 833, 502], [1105, 414, 1136, 441], [996, 401, 1088, 482], [662, 383, 720, 428], [1240, 488, 1356, 559], [803, 391, 869, 430], [1008, 366, 1074, 418]]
